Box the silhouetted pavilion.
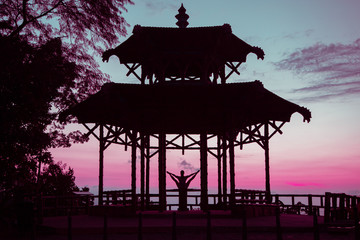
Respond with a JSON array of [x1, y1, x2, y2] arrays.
[[62, 5, 311, 211]]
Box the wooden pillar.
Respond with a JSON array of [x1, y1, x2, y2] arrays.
[[145, 135, 150, 208], [264, 123, 271, 203], [140, 66, 146, 85], [217, 136, 222, 204], [200, 67, 208, 84], [98, 124, 104, 206], [324, 192, 331, 223], [222, 136, 227, 205], [131, 131, 137, 209], [140, 133, 145, 211], [200, 132, 208, 210], [220, 65, 226, 84], [158, 133, 166, 211], [229, 134, 235, 207]]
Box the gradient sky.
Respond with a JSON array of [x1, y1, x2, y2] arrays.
[[51, 0, 360, 195]]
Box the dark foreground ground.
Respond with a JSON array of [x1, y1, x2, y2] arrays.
[[2, 211, 358, 240]]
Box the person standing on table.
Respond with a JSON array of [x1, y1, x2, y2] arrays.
[[167, 169, 200, 211]]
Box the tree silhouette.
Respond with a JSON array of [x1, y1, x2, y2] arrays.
[[39, 161, 78, 196], [0, 0, 133, 196], [0, 36, 78, 195]]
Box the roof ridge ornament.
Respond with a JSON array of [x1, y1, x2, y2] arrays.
[[222, 24, 232, 33], [176, 4, 189, 28], [133, 24, 142, 34]]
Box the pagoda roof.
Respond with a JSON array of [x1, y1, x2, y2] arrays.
[[103, 24, 264, 63], [61, 81, 311, 134]]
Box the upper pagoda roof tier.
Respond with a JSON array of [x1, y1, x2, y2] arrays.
[[102, 24, 265, 81], [61, 81, 311, 134], [103, 24, 264, 64]]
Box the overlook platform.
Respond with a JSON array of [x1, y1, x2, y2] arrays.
[[37, 211, 356, 240]]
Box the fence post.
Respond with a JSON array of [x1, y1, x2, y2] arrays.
[[354, 205, 359, 240], [172, 212, 177, 240], [67, 209, 72, 240], [324, 192, 331, 223], [56, 197, 59, 216], [275, 206, 282, 240], [308, 195, 313, 215], [332, 194, 338, 220], [38, 195, 44, 224], [242, 207, 247, 240], [103, 214, 108, 240], [207, 211, 211, 240], [275, 194, 279, 204], [313, 207, 320, 240], [352, 196, 357, 210], [339, 193, 345, 220], [138, 213, 143, 240], [85, 196, 89, 214], [320, 196, 324, 208]]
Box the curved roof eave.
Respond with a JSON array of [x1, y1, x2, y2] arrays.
[[60, 81, 311, 134]]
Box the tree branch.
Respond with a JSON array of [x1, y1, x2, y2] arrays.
[[22, 0, 28, 23], [10, 0, 63, 37]]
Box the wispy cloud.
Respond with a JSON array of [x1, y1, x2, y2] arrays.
[[286, 182, 324, 187], [274, 39, 360, 102], [283, 29, 314, 40], [144, 0, 178, 14], [177, 159, 199, 172]]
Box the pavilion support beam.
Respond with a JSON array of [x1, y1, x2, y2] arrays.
[[145, 135, 150, 208], [220, 65, 226, 84], [222, 136, 227, 206], [140, 133, 145, 211], [131, 131, 137, 209], [200, 132, 208, 211], [98, 124, 104, 206], [159, 133, 167, 211], [264, 123, 271, 203], [217, 136, 222, 205], [229, 135, 235, 207]]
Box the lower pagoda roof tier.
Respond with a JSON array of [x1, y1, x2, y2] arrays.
[[61, 81, 311, 134]]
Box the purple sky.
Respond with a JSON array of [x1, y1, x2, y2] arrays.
[[51, 0, 360, 195]]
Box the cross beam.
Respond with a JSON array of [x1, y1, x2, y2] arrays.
[[80, 120, 287, 209]]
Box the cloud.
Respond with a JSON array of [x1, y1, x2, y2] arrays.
[[274, 39, 360, 102], [283, 29, 314, 40], [144, 0, 178, 14], [286, 182, 324, 187], [177, 159, 199, 172]]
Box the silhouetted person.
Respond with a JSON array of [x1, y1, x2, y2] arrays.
[[167, 170, 200, 211]]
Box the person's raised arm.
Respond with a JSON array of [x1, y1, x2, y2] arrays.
[[187, 170, 200, 178], [167, 171, 176, 178], [186, 170, 200, 184], [167, 172, 179, 185]]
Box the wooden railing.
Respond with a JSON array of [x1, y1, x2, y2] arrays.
[[272, 192, 360, 222], [235, 189, 267, 204], [38, 190, 360, 222], [323, 192, 360, 223], [40, 195, 94, 217], [102, 189, 132, 205], [272, 193, 324, 215]]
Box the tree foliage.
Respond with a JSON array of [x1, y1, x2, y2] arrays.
[[1, 0, 133, 107], [0, 0, 133, 194], [1, 0, 132, 52], [0, 36, 79, 193], [39, 161, 79, 196]]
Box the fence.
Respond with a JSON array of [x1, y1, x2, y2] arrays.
[[38, 190, 360, 222], [40, 194, 94, 217]]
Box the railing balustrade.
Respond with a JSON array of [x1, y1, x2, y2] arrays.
[[37, 190, 360, 223]]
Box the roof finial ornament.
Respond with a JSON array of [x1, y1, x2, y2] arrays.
[[176, 4, 189, 28]]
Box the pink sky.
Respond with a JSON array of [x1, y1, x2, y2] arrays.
[[51, 0, 360, 196]]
